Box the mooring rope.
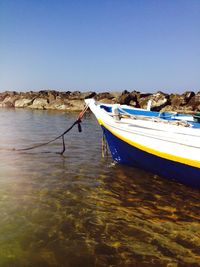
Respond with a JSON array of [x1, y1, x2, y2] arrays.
[[102, 133, 109, 158], [11, 104, 89, 155]]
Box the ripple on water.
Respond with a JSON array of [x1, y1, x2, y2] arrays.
[[0, 109, 200, 266]]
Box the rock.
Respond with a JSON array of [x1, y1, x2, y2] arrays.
[[45, 98, 85, 111], [139, 92, 152, 98], [160, 105, 194, 113], [84, 92, 97, 99], [116, 93, 132, 105], [97, 98, 115, 104], [79, 91, 96, 100], [159, 105, 175, 112], [186, 92, 200, 111], [121, 90, 130, 94], [139, 92, 169, 111], [45, 98, 64, 110], [2, 95, 20, 106], [46, 98, 71, 110], [0, 93, 19, 108], [95, 92, 114, 101], [47, 92, 56, 103], [129, 91, 140, 107], [137, 93, 151, 109], [65, 99, 85, 111], [0, 93, 8, 102], [15, 98, 34, 108], [114, 90, 140, 106], [170, 91, 195, 109], [109, 92, 122, 98], [1, 101, 14, 108], [118, 94, 131, 105], [67, 91, 81, 100], [49, 103, 70, 110], [151, 92, 170, 111], [0, 92, 13, 107], [183, 91, 195, 101], [29, 98, 49, 110], [129, 99, 139, 107], [0, 89, 200, 113]]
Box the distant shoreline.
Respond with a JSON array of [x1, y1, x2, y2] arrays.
[[0, 90, 199, 113]]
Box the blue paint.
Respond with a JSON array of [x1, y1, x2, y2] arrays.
[[102, 126, 200, 189], [100, 105, 112, 113], [123, 108, 159, 117], [100, 105, 200, 128], [100, 105, 179, 118]]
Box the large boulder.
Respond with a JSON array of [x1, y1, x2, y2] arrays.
[[129, 91, 140, 107], [95, 92, 114, 101], [115, 90, 139, 105], [47, 103, 70, 110], [138, 92, 169, 111], [0, 92, 9, 102], [45, 98, 68, 110], [47, 91, 56, 103], [116, 93, 132, 105], [14, 98, 34, 108], [186, 92, 200, 111], [83, 92, 97, 99], [0, 101, 14, 108], [67, 91, 82, 100], [65, 99, 85, 111], [109, 91, 122, 99], [45, 98, 85, 111], [1, 95, 20, 107], [170, 91, 195, 109], [29, 98, 49, 109], [97, 98, 116, 104], [67, 91, 97, 100]]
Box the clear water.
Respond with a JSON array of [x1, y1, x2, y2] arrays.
[[0, 108, 200, 267]]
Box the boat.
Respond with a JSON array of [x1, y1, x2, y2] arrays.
[[85, 98, 200, 189]]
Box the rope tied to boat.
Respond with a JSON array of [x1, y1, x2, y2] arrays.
[[115, 106, 192, 127], [102, 133, 109, 158], [13, 104, 89, 155]]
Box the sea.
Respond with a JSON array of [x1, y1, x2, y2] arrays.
[[0, 108, 200, 267]]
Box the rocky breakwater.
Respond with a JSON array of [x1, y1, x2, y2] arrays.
[[0, 90, 200, 113], [115, 90, 200, 113], [0, 91, 95, 111]]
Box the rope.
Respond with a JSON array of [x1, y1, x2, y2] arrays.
[[13, 104, 89, 155], [102, 133, 108, 158], [116, 106, 192, 127], [158, 111, 177, 119]]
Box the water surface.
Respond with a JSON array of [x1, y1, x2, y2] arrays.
[[0, 108, 200, 267]]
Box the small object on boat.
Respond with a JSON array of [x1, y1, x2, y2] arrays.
[[193, 113, 200, 123], [112, 104, 121, 121], [85, 98, 200, 189], [147, 99, 152, 111]]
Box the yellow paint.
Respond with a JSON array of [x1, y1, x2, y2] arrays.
[[98, 118, 200, 169]]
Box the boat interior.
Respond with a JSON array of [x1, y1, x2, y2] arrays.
[[100, 104, 200, 129]]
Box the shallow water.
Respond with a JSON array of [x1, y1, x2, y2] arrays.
[[0, 108, 200, 267]]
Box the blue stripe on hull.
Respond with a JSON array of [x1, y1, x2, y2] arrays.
[[102, 126, 200, 189]]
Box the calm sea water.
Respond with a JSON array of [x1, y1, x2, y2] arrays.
[[0, 108, 200, 267]]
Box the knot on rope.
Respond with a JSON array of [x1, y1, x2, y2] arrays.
[[77, 120, 82, 133]]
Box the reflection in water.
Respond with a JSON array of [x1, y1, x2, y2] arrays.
[[0, 108, 200, 267]]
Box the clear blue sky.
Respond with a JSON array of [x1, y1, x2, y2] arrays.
[[0, 0, 200, 93]]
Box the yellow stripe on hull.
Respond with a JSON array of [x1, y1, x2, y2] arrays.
[[98, 118, 200, 169]]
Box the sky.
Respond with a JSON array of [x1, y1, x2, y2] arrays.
[[0, 0, 200, 93]]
